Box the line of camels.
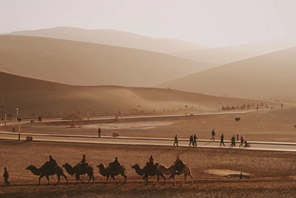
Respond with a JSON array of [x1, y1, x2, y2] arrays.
[[26, 160, 194, 186]]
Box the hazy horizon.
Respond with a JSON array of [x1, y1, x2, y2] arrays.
[[1, 0, 296, 47]]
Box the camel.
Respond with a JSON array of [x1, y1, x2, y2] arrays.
[[62, 163, 95, 184], [26, 163, 68, 186], [131, 163, 166, 185], [97, 163, 127, 184], [157, 164, 193, 186]]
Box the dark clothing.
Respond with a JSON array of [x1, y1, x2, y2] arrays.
[[173, 135, 178, 146], [149, 156, 154, 165], [193, 134, 197, 146], [174, 160, 184, 172], [189, 135, 193, 146], [239, 136, 245, 147], [211, 130, 216, 141], [109, 158, 121, 172], [220, 134, 225, 146], [230, 136, 236, 147], [81, 156, 86, 164], [49, 158, 57, 167], [3, 168, 10, 185], [98, 128, 101, 137]]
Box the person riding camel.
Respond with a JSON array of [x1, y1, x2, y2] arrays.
[[48, 155, 57, 172], [174, 156, 184, 173], [148, 156, 154, 166], [144, 155, 155, 172], [109, 157, 121, 172], [80, 154, 86, 165], [78, 154, 88, 172]]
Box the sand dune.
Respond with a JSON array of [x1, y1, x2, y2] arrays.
[[6, 26, 209, 54], [172, 37, 296, 65], [0, 35, 213, 87], [159, 46, 296, 99], [0, 71, 276, 118]]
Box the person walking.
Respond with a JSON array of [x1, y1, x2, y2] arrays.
[[211, 129, 216, 141], [193, 134, 197, 146], [173, 135, 179, 146], [3, 167, 10, 186], [239, 135, 245, 147], [98, 127, 101, 137], [230, 135, 236, 147], [220, 134, 225, 146], [189, 135, 193, 146]]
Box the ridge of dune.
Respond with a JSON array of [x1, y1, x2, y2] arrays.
[[0, 71, 277, 118], [159, 46, 296, 99], [0, 35, 213, 87], [172, 37, 296, 65], [6, 26, 209, 54]]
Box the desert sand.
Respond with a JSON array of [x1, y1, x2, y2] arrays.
[[1, 28, 296, 198], [1, 128, 296, 198], [6, 27, 209, 54], [172, 37, 296, 65], [0, 71, 279, 119], [1, 104, 296, 198], [0, 35, 212, 87], [160, 46, 296, 99]]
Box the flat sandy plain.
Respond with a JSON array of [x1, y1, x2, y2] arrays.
[[1, 107, 296, 198]]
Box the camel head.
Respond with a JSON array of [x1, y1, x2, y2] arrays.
[[26, 165, 36, 171], [131, 164, 139, 169], [62, 163, 70, 168], [97, 163, 104, 169]]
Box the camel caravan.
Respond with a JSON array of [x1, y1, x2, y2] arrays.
[[25, 155, 193, 186]]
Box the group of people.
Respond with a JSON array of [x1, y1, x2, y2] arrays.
[[220, 133, 250, 147], [189, 134, 198, 146]]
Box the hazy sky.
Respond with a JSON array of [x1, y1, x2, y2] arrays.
[[1, 0, 296, 47]]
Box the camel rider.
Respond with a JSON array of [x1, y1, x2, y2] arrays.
[[48, 155, 57, 171], [174, 156, 184, 173], [144, 155, 155, 172], [80, 154, 86, 164], [78, 154, 88, 172], [109, 157, 120, 171], [149, 156, 154, 166]]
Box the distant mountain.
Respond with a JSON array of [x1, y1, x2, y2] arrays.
[[159, 47, 296, 99], [0, 35, 213, 87], [171, 37, 296, 65], [6, 26, 209, 54], [0, 71, 276, 118]]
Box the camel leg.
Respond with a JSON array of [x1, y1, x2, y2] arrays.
[[38, 174, 45, 186], [87, 174, 91, 184], [74, 173, 79, 185], [153, 175, 159, 186], [169, 174, 176, 186], [63, 174, 68, 185], [111, 175, 118, 185], [121, 173, 127, 184], [105, 175, 109, 184], [189, 173, 194, 185], [143, 174, 149, 185], [160, 174, 166, 185], [45, 175, 50, 185], [55, 175, 61, 185], [92, 175, 95, 184], [180, 174, 187, 186]]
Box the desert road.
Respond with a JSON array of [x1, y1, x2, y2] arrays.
[[1, 131, 296, 152]]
